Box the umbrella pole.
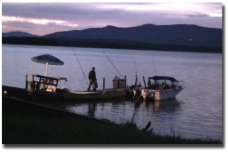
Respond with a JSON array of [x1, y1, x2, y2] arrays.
[[45, 62, 48, 76]]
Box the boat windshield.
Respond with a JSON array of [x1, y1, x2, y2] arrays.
[[147, 76, 179, 90], [148, 76, 177, 82]]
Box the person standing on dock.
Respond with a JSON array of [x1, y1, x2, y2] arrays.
[[88, 67, 97, 91]]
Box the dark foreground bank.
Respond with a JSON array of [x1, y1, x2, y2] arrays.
[[2, 95, 222, 144]]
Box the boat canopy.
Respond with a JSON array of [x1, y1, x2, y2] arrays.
[[148, 76, 178, 82]]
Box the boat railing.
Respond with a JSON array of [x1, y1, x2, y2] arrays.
[[26, 74, 68, 93]]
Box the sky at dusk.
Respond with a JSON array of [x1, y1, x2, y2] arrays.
[[2, 2, 223, 36]]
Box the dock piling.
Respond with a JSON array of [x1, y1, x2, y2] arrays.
[[124, 75, 127, 88], [103, 77, 105, 90], [143, 76, 146, 88]]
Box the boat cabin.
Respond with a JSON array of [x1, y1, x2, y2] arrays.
[[137, 75, 185, 101], [147, 76, 179, 90], [25, 74, 67, 93]]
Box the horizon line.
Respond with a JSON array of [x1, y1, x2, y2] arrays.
[[3, 23, 222, 36]]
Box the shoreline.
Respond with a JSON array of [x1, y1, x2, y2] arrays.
[[2, 39, 222, 53], [2, 88, 222, 144]]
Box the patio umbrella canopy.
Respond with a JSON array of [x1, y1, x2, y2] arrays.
[[31, 54, 64, 76], [31, 54, 64, 65]]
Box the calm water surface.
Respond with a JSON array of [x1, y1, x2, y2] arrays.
[[2, 44, 223, 141]]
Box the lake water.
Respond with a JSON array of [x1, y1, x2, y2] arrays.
[[2, 44, 223, 141]]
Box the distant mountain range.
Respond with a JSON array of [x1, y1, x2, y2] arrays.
[[3, 31, 37, 37], [44, 24, 222, 48], [2, 24, 222, 52]]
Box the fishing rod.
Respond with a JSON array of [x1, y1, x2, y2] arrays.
[[103, 51, 123, 78], [133, 53, 138, 77], [73, 49, 88, 85], [132, 53, 139, 86], [153, 57, 157, 75]]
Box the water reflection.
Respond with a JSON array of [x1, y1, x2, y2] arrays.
[[152, 99, 181, 113], [87, 103, 97, 117], [64, 98, 221, 140], [132, 98, 181, 113], [66, 99, 181, 134], [130, 101, 141, 123]]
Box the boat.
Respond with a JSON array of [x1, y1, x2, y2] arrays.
[[133, 76, 184, 101], [65, 89, 126, 101], [25, 74, 129, 102]]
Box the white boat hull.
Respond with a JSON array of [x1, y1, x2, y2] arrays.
[[141, 88, 183, 101], [154, 88, 182, 100]]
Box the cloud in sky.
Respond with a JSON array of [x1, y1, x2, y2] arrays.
[[3, 16, 79, 27], [96, 3, 222, 17], [2, 3, 223, 36]]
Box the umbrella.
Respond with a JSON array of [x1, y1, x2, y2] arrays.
[[31, 54, 64, 76]]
